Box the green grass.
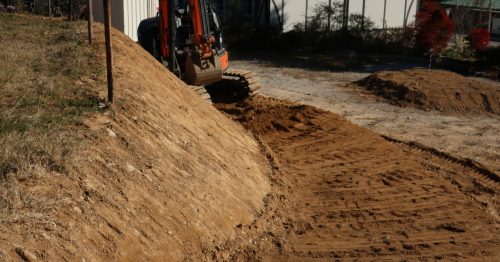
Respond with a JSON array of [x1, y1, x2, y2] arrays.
[[0, 13, 105, 223]]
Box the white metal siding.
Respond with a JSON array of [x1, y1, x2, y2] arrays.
[[280, 0, 420, 31], [93, 0, 159, 42], [493, 18, 500, 35]]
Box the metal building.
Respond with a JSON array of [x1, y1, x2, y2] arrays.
[[92, 0, 159, 41], [279, 0, 421, 31]]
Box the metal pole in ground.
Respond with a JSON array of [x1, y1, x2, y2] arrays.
[[49, 0, 51, 17], [488, 0, 492, 33], [362, 0, 365, 29], [103, 0, 114, 103], [168, 0, 176, 74], [328, 0, 331, 32], [282, 0, 284, 31], [88, 0, 93, 45], [404, 0, 407, 27], [343, 0, 349, 31], [383, 0, 387, 29], [68, 0, 72, 21], [305, 0, 308, 31]]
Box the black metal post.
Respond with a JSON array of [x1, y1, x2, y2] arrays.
[[88, 0, 93, 45], [361, 0, 365, 29], [328, 0, 331, 31], [343, 0, 349, 31], [103, 0, 114, 103], [305, 0, 308, 31], [282, 0, 284, 31], [168, 0, 176, 74]]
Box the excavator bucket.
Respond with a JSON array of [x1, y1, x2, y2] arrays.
[[184, 50, 223, 86]]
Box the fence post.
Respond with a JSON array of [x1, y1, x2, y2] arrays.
[[343, 0, 349, 31], [103, 0, 114, 103], [361, 0, 365, 29], [305, 0, 308, 31], [404, 0, 407, 27], [383, 0, 387, 29], [282, 0, 284, 31], [88, 0, 93, 45], [328, 0, 331, 32], [68, 0, 72, 21]]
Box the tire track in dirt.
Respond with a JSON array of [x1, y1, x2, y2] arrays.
[[383, 136, 500, 191], [385, 137, 500, 222], [216, 96, 500, 261]]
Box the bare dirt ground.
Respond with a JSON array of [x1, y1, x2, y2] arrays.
[[229, 60, 500, 177], [4, 15, 500, 262], [351, 69, 500, 115], [216, 96, 500, 261]]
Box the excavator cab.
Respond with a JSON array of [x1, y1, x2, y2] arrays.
[[138, 0, 228, 86]]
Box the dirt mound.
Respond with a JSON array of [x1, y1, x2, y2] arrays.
[[352, 69, 500, 114], [217, 96, 500, 261], [216, 97, 324, 135], [0, 21, 283, 261]]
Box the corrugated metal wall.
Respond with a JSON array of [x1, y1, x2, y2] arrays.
[[93, 0, 159, 42]]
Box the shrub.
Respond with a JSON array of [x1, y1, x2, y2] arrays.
[[467, 29, 490, 51]]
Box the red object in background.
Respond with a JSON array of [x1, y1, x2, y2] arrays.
[[468, 29, 490, 51], [413, 0, 455, 54]]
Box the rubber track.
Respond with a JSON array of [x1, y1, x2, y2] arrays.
[[223, 68, 261, 97], [382, 135, 500, 192], [189, 85, 212, 103]]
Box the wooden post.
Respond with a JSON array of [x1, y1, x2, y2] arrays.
[[68, 0, 72, 21], [88, 0, 93, 45], [103, 0, 114, 103]]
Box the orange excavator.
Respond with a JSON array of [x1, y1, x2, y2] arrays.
[[138, 0, 261, 102]]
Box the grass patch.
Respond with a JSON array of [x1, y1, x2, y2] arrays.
[[0, 13, 105, 223]]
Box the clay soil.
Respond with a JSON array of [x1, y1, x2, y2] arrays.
[[216, 96, 500, 261], [3, 15, 500, 262], [351, 69, 500, 115]]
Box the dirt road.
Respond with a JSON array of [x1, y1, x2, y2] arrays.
[[216, 96, 500, 261], [229, 61, 500, 176]]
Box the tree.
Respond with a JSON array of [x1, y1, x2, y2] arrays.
[[413, 0, 455, 55]]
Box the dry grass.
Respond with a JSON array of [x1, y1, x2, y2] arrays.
[[0, 13, 104, 223]]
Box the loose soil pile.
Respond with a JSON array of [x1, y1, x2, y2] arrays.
[[216, 96, 500, 261], [0, 20, 289, 261], [352, 69, 500, 114]]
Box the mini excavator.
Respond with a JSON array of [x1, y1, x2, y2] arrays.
[[138, 0, 261, 102]]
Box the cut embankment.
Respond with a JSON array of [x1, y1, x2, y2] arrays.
[[351, 69, 500, 114], [0, 22, 274, 261]]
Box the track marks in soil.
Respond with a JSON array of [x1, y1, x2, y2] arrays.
[[218, 96, 500, 261], [386, 137, 500, 222]]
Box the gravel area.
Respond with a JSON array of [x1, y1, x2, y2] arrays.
[[231, 60, 500, 174]]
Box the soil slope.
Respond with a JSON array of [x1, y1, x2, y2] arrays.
[[0, 23, 275, 261], [217, 96, 500, 261], [352, 69, 500, 114]]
